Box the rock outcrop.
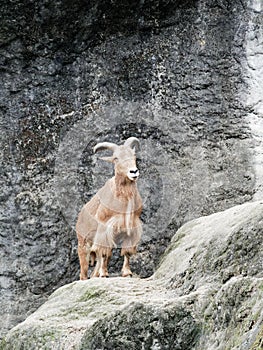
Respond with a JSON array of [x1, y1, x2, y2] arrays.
[[2, 200, 262, 349], [1, 0, 263, 337]]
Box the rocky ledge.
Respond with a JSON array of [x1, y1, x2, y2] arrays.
[[1, 200, 263, 350]]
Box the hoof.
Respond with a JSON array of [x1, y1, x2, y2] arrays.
[[80, 275, 88, 281], [99, 273, 109, 278], [122, 271, 133, 277], [98, 271, 109, 278], [91, 271, 100, 278]]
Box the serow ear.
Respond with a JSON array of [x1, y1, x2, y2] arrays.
[[99, 156, 114, 163]]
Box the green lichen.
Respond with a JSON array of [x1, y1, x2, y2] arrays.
[[0, 338, 7, 350], [1, 329, 60, 350], [58, 305, 94, 319], [35, 329, 58, 347], [78, 287, 105, 302], [250, 326, 263, 350]]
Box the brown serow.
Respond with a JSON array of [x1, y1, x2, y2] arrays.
[[76, 137, 143, 280]]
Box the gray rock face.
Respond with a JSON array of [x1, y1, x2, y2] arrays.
[[0, 0, 262, 338], [1, 200, 263, 350]]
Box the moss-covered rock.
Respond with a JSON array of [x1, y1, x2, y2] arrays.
[[2, 200, 263, 349]]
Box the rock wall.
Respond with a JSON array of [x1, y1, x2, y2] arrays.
[[1, 201, 263, 350], [0, 0, 262, 338]]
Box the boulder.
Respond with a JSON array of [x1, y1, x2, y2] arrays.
[[2, 200, 262, 349]]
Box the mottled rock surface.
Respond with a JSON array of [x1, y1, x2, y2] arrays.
[[1, 200, 263, 349], [1, 0, 263, 337]]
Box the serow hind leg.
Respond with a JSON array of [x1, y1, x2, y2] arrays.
[[121, 253, 133, 277], [121, 243, 136, 277], [98, 254, 111, 278], [91, 254, 111, 278], [91, 250, 112, 277], [91, 257, 100, 278]]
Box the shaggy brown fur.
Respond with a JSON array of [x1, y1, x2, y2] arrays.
[[76, 137, 143, 279]]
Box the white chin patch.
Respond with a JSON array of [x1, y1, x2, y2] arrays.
[[128, 175, 138, 181]]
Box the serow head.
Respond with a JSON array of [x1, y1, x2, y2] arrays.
[[94, 137, 140, 182]]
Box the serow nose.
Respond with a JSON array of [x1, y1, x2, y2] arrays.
[[129, 169, 139, 178]]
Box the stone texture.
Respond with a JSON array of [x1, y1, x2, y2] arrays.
[[1, 0, 263, 338], [1, 200, 263, 349]]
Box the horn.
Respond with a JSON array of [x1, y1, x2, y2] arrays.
[[93, 142, 118, 153], [124, 137, 140, 150]]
